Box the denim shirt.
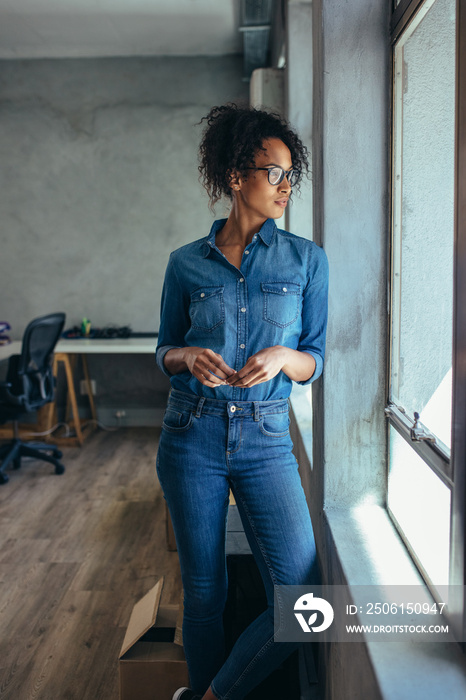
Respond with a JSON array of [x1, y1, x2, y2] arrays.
[[156, 217, 329, 401]]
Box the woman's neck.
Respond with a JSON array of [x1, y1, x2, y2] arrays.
[[216, 207, 266, 248]]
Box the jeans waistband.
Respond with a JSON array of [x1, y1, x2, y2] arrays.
[[167, 389, 290, 419]]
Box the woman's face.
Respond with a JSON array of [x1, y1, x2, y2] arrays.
[[233, 138, 293, 220]]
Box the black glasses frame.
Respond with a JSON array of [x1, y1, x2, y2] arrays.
[[244, 166, 301, 188]]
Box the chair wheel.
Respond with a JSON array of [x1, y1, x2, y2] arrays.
[[55, 450, 63, 459], [55, 463, 65, 475], [0, 472, 10, 485]]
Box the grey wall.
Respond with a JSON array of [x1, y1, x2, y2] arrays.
[[285, 0, 313, 242], [0, 55, 247, 421], [0, 55, 247, 338], [314, 0, 389, 508], [302, 0, 389, 698]]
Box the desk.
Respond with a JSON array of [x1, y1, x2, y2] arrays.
[[0, 341, 22, 362], [0, 337, 157, 362], [0, 337, 158, 446]]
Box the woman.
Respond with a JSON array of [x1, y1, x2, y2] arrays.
[[156, 104, 328, 700]]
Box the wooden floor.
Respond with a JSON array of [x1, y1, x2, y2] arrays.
[[0, 427, 182, 700]]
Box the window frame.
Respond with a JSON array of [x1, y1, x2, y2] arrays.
[[386, 0, 466, 643], [391, 0, 426, 40], [449, 0, 466, 647]]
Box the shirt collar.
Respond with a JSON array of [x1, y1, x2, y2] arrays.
[[202, 218, 276, 257]]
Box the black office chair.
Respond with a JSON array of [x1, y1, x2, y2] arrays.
[[0, 313, 66, 485]]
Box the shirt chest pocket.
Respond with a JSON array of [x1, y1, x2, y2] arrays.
[[261, 282, 301, 328], [189, 285, 225, 332]]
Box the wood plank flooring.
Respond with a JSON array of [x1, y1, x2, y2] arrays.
[[0, 427, 182, 700]]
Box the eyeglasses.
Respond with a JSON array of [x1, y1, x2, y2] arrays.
[[245, 166, 301, 188]]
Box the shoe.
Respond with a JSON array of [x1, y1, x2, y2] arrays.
[[172, 689, 202, 700]]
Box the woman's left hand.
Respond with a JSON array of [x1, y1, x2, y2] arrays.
[[226, 346, 288, 388]]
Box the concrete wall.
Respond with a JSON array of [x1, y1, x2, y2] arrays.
[[285, 0, 313, 242], [314, 0, 390, 509], [0, 55, 247, 337], [317, 0, 389, 690], [290, 0, 390, 698], [0, 55, 247, 420]]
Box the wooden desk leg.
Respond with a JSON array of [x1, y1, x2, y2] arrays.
[[55, 353, 84, 446], [64, 354, 78, 424], [81, 355, 97, 423], [42, 354, 60, 438]]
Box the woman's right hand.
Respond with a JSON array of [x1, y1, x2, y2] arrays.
[[184, 347, 236, 387], [164, 347, 235, 387]]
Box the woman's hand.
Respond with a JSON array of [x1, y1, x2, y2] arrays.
[[185, 347, 236, 387], [164, 346, 316, 388], [226, 346, 316, 388], [226, 346, 288, 388], [164, 347, 235, 387]]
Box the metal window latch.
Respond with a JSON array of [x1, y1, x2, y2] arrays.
[[384, 404, 406, 417], [410, 412, 437, 444]]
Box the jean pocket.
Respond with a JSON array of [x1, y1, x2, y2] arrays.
[[162, 407, 195, 433], [261, 282, 301, 328], [259, 411, 290, 437], [189, 285, 225, 332]]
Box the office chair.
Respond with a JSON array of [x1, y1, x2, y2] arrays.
[[0, 313, 66, 485]]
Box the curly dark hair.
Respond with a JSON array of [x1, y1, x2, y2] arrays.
[[198, 103, 309, 208]]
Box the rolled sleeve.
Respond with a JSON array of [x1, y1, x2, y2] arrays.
[[155, 254, 190, 377], [296, 245, 329, 385], [156, 344, 180, 377]]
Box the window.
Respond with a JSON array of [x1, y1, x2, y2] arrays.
[[387, 0, 466, 639]]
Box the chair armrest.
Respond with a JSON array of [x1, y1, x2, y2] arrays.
[[0, 381, 23, 406]]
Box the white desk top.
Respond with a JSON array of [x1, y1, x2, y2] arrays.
[[0, 337, 157, 362], [56, 337, 157, 354], [0, 341, 21, 362]]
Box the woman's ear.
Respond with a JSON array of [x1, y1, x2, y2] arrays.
[[229, 170, 241, 192]]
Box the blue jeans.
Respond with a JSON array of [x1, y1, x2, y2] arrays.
[[156, 389, 319, 700]]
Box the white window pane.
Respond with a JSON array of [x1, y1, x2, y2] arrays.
[[391, 0, 455, 448], [388, 426, 451, 587]]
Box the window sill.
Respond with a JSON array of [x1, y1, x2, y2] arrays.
[[325, 505, 466, 699]]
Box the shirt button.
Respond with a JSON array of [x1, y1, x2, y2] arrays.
[[239, 278, 244, 283], [244, 250, 250, 255], [282, 287, 287, 292], [200, 292, 205, 298], [230, 406, 236, 413], [240, 343, 245, 349], [241, 307, 246, 313]]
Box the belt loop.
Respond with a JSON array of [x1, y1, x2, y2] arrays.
[[254, 402, 260, 422], [195, 396, 206, 418]]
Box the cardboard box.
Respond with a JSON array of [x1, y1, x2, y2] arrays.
[[119, 578, 189, 700]]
